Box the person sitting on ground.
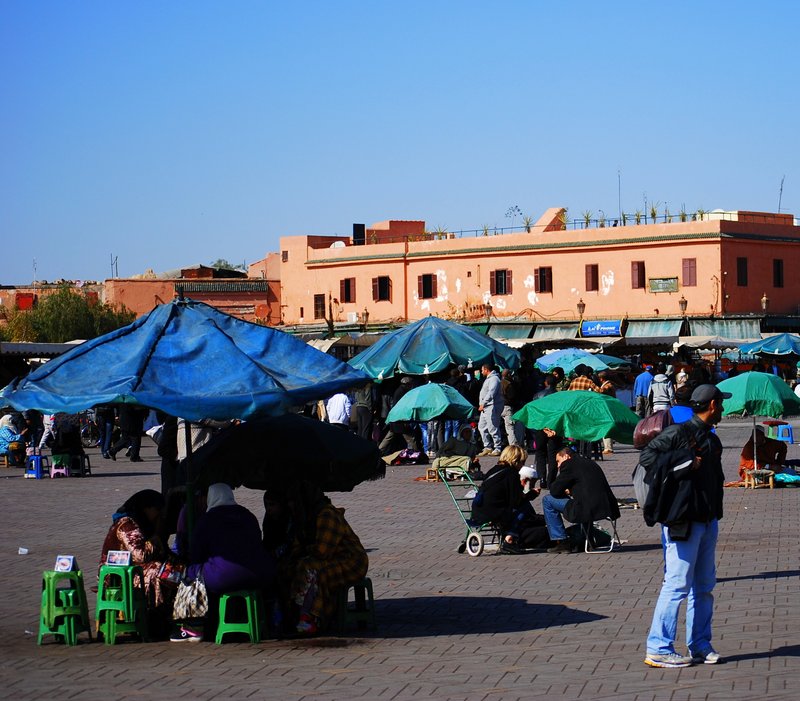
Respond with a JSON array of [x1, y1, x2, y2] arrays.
[[738, 426, 787, 480], [0, 414, 28, 466], [276, 480, 368, 635], [433, 424, 481, 478], [99, 489, 178, 638], [503, 465, 553, 552], [171, 483, 277, 642], [470, 445, 526, 541], [541, 448, 620, 553]]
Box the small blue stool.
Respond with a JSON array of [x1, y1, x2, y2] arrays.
[[774, 424, 794, 443], [25, 454, 51, 479]]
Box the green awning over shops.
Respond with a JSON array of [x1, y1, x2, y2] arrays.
[[689, 319, 761, 339], [624, 319, 683, 346], [487, 324, 535, 340], [532, 324, 579, 341]]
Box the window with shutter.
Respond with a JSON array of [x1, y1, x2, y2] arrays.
[[773, 259, 784, 288], [490, 270, 497, 295], [736, 257, 748, 286], [682, 258, 697, 287], [585, 264, 599, 292], [631, 261, 645, 289]]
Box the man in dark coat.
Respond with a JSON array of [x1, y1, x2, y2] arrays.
[[639, 383, 727, 669], [541, 448, 620, 553]]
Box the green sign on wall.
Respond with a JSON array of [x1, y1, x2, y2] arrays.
[[649, 277, 679, 293]]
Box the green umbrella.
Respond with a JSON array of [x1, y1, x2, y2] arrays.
[[717, 372, 800, 418], [717, 371, 800, 472], [513, 390, 639, 444], [386, 383, 475, 423]]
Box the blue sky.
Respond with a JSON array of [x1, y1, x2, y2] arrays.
[[2, 1, 798, 285]]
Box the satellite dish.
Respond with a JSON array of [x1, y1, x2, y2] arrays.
[[330, 241, 346, 249]]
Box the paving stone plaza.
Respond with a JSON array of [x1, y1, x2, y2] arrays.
[[1, 418, 798, 700]]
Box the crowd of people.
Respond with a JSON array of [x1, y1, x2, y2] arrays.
[[99, 480, 368, 643]]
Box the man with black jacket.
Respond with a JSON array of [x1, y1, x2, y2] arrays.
[[639, 384, 728, 669], [541, 448, 620, 553]]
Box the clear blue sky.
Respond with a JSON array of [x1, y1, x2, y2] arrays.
[[3, 1, 798, 286]]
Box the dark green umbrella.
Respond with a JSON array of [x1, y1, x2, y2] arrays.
[[513, 390, 639, 444]]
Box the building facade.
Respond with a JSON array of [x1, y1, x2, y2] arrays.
[[278, 208, 800, 338]]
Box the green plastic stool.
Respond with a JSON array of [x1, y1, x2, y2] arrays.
[[38, 570, 92, 645], [215, 590, 262, 643], [336, 577, 376, 633], [95, 565, 149, 644]]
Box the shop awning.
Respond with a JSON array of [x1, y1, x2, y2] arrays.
[[673, 335, 749, 351], [487, 323, 535, 340], [532, 324, 579, 341], [689, 319, 761, 339], [624, 319, 683, 346]]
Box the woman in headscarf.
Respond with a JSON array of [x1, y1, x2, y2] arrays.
[[99, 489, 175, 635], [186, 483, 276, 596], [171, 483, 276, 642]]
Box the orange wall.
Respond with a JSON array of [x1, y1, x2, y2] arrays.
[[279, 216, 800, 326]]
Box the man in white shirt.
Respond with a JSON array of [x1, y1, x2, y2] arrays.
[[325, 392, 352, 430]]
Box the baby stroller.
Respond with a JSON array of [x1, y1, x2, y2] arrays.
[[437, 467, 501, 557]]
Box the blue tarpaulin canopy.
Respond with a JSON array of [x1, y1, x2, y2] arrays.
[[348, 316, 520, 380], [738, 333, 800, 357], [0, 298, 369, 420]]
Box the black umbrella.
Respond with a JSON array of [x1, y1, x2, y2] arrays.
[[185, 414, 385, 492]]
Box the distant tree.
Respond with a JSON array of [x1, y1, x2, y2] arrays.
[[210, 258, 245, 271], [27, 285, 134, 343], [0, 308, 38, 342]]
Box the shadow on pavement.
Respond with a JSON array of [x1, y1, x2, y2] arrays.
[[722, 644, 800, 663], [374, 596, 606, 637], [718, 569, 800, 583]]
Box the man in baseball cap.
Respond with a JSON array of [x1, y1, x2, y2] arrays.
[[639, 383, 728, 668]]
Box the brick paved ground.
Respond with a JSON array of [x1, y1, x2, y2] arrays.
[[0, 419, 798, 700]]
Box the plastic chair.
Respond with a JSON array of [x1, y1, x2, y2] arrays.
[[335, 577, 376, 633], [38, 570, 92, 645], [25, 454, 51, 479], [95, 565, 149, 644], [775, 425, 794, 443], [215, 589, 263, 643]]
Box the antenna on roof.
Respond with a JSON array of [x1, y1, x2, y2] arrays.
[[778, 175, 785, 213]]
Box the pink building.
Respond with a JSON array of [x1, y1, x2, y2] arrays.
[[277, 208, 800, 340]]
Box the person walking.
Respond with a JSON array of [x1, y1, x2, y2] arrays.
[[639, 384, 729, 668], [477, 363, 504, 456], [633, 365, 655, 418]]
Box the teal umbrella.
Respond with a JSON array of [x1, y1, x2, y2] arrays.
[[349, 316, 520, 380], [513, 390, 640, 444], [738, 333, 800, 357], [386, 383, 475, 423], [717, 372, 800, 418], [534, 348, 629, 374]]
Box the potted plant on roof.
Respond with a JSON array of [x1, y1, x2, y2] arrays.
[[649, 201, 660, 224], [582, 210, 593, 229], [634, 209, 643, 225], [522, 215, 533, 233]]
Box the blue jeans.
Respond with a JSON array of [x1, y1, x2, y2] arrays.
[[541, 495, 571, 541], [646, 520, 718, 656]]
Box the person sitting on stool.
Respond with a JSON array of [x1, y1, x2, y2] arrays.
[[541, 448, 620, 553]]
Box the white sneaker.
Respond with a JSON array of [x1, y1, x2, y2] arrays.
[[490, 449, 501, 456], [691, 649, 721, 664]]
